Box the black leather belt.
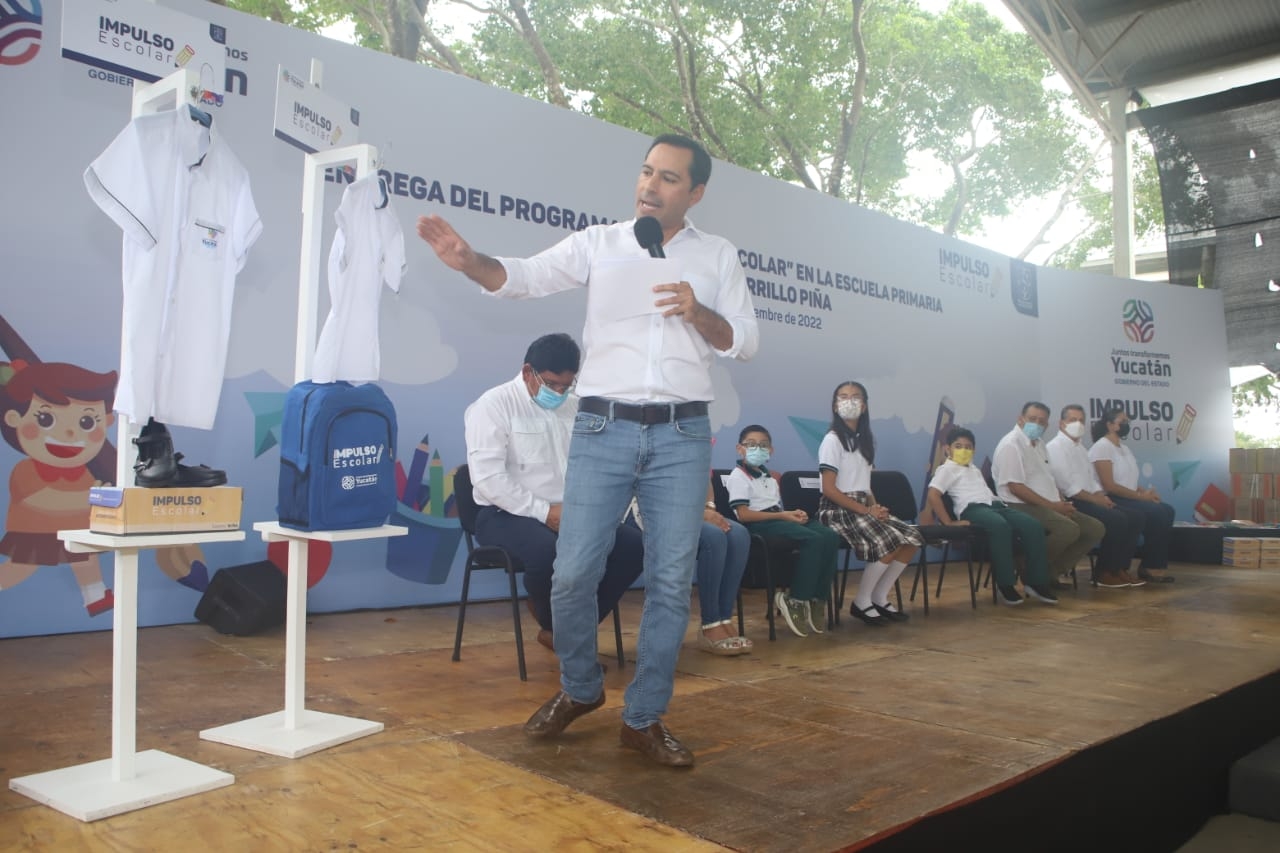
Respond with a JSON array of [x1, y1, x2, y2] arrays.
[[579, 396, 708, 424]]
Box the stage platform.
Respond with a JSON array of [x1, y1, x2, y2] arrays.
[[3, 562, 1280, 851]]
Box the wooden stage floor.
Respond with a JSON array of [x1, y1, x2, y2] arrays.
[[4, 562, 1280, 851]]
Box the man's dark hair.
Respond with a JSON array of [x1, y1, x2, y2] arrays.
[[738, 424, 772, 444], [947, 426, 976, 446], [649, 134, 712, 189], [524, 333, 580, 374], [1060, 403, 1085, 421], [1021, 400, 1050, 418]]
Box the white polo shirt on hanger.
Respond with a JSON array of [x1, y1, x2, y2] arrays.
[[313, 174, 405, 384], [84, 107, 261, 430]]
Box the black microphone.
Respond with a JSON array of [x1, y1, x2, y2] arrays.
[[633, 216, 665, 258]]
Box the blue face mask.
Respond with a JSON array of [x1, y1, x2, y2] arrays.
[[1022, 421, 1045, 442], [532, 374, 569, 410], [745, 446, 771, 467]]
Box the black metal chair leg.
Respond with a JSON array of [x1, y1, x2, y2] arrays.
[[452, 566, 473, 663], [507, 569, 527, 682], [612, 606, 625, 669]]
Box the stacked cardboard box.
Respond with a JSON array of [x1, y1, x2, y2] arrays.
[[1222, 537, 1261, 568], [1228, 448, 1280, 523], [1261, 538, 1280, 570]]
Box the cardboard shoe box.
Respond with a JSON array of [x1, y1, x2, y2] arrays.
[[89, 486, 243, 535], [1222, 537, 1261, 568]]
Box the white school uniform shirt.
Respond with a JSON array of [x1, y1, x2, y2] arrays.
[[726, 462, 782, 512], [1088, 439, 1141, 491], [817, 431, 873, 493], [84, 108, 261, 430], [496, 218, 759, 403], [928, 459, 997, 518], [312, 175, 406, 384], [1046, 432, 1102, 499], [463, 375, 575, 524], [991, 425, 1061, 504]]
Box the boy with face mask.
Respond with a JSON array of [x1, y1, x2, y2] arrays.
[[927, 426, 1055, 606], [725, 424, 841, 638]]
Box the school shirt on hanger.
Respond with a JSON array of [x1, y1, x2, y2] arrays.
[[84, 107, 262, 430], [312, 174, 406, 384]]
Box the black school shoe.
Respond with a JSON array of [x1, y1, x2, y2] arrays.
[[872, 603, 910, 622], [133, 419, 227, 488]]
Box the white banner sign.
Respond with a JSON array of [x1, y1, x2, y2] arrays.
[[273, 65, 360, 153], [60, 0, 224, 84]]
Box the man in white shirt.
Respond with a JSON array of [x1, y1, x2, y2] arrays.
[[464, 334, 643, 650], [1046, 404, 1144, 589], [418, 135, 758, 767], [992, 401, 1103, 589]]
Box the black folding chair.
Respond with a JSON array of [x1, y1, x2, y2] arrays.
[[778, 469, 888, 626], [452, 464, 624, 680], [872, 470, 978, 615]]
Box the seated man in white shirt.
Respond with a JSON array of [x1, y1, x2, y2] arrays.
[[992, 401, 1103, 589], [1046, 404, 1145, 589], [464, 334, 644, 650]]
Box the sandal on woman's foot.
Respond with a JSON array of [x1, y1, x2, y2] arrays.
[[698, 629, 746, 656]]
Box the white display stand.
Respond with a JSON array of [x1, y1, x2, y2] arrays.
[[202, 66, 406, 757], [9, 529, 245, 821], [198, 522, 405, 757]]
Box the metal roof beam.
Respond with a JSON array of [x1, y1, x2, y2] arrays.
[[1073, 0, 1199, 28]]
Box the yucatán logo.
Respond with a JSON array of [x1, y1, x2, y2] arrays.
[[332, 443, 385, 469], [0, 0, 42, 67], [1122, 299, 1155, 343], [1009, 258, 1039, 317]]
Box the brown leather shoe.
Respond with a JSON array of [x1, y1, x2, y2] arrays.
[[524, 690, 605, 738], [619, 721, 694, 767]]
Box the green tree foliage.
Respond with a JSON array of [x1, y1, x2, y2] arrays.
[[227, 0, 1100, 243]]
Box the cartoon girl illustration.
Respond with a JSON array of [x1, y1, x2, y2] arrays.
[[1, 360, 118, 615]]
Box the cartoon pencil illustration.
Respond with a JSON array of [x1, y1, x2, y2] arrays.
[[404, 433, 430, 510], [429, 450, 445, 517]]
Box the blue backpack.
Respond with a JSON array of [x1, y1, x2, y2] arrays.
[[277, 381, 398, 531]]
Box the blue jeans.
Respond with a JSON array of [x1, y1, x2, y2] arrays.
[[552, 410, 710, 729], [474, 507, 644, 632], [696, 519, 750, 625]]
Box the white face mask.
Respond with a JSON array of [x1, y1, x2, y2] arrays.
[[836, 398, 863, 420], [1063, 421, 1086, 440]]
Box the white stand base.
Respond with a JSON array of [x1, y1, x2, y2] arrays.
[[201, 708, 383, 759], [9, 750, 233, 822]]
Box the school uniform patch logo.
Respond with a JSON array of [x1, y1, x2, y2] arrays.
[[1122, 298, 1155, 343], [0, 0, 41, 67]]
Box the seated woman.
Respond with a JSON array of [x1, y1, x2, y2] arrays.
[[1087, 406, 1177, 584]]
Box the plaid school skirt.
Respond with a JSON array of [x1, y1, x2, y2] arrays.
[[818, 492, 923, 563]]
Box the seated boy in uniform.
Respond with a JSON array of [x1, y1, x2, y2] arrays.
[[725, 424, 840, 637], [926, 426, 1057, 606]]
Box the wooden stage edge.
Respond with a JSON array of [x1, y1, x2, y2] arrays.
[[4, 561, 1280, 852]]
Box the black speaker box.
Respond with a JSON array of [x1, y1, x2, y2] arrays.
[[195, 561, 287, 636]]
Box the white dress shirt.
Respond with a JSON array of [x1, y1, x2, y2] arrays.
[[85, 109, 261, 429], [1088, 439, 1141, 491], [313, 175, 405, 383], [992, 425, 1061, 504], [1046, 432, 1102, 499], [496, 218, 759, 403], [464, 375, 575, 524]]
